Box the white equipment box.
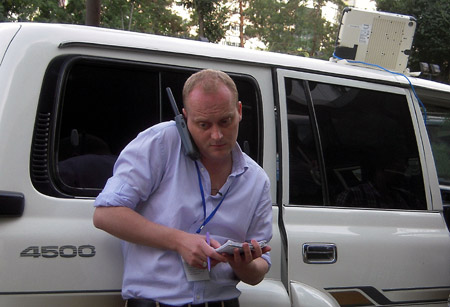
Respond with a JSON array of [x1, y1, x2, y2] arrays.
[[334, 7, 416, 73]]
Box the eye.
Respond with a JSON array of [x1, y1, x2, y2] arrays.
[[198, 122, 209, 129], [220, 117, 232, 126]]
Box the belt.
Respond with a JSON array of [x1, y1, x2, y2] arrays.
[[126, 298, 239, 307]]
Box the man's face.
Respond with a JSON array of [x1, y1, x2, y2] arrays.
[[183, 83, 242, 164]]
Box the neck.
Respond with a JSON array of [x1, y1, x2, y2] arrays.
[[201, 154, 233, 195], [200, 152, 233, 173]]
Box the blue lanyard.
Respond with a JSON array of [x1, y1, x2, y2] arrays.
[[194, 161, 231, 234]]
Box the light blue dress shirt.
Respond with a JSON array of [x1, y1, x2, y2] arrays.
[[94, 121, 272, 305]]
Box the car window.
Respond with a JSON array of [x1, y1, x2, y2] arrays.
[[427, 114, 450, 185], [31, 56, 261, 198], [286, 77, 427, 210], [416, 87, 450, 206], [424, 105, 450, 206]]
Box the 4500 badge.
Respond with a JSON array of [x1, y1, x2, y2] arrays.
[[20, 245, 96, 258]]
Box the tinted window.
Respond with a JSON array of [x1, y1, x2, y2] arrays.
[[423, 103, 450, 206], [427, 115, 450, 185], [32, 56, 261, 197], [287, 78, 426, 210], [423, 100, 450, 186]]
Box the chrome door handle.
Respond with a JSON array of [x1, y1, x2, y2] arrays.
[[302, 243, 337, 264]]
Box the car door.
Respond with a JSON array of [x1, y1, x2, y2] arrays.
[[4, 53, 277, 306], [276, 69, 450, 306]]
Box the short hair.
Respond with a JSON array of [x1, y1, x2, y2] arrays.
[[182, 69, 238, 108]]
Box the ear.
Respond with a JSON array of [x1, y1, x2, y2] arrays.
[[182, 108, 187, 119], [238, 101, 242, 122]]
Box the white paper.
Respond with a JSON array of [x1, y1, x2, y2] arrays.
[[182, 259, 210, 282], [215, 240, 267, 254]]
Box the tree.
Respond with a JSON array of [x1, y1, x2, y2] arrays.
[[180, 0, 230, 43], [0, 0, 188, 37], [244, 0, 295, 53], [86, 0, 101, 26], [376, 0, 450, 83], [101, 0, 188, 36], [308, 0, 345, 59], [0, 0, 74, 23], [244, 0, 344, 59]]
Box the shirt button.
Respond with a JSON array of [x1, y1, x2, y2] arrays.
[[196, 295, 200, 300]]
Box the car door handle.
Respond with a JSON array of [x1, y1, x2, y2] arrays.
[[0, 191, 24, 217], [302, 243, 337, 264]]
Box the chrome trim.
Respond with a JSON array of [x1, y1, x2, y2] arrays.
[[302, 243, 337, 264]]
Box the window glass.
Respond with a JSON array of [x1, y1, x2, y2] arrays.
[[286, 79, 323, 205], [57, 62, 160, 193], [424, 108, 450, 186], [424, 105, 450, 204], [42, 57, 260, 197], [287, 77, 427, 210]]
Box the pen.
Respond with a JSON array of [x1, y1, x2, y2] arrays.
[[206, 232, 211, 272]]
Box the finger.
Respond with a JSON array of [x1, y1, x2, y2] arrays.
[[241, 243, 253, 263], [250, 240, 262, 257], [210, 238, 222, 249], [233, 247, 243, 263], [203, 245, 227, 263], [210, 258, 221, 267], [188, 257, 204, 269], [196, 258, 208, 270], [221, 252, 233, 263], [208, 251, 227, 263], [262, 245, 272, 253]]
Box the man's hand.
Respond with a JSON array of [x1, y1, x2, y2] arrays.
[[222, 239, 271, 285], [175, 233, 227, 269]]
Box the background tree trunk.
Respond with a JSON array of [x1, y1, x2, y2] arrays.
[[86, 0, 101, 26]]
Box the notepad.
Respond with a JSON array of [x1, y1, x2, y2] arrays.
[[215, 240, 267, 254]]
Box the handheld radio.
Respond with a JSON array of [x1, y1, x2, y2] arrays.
[[166, 87, 200, 160]]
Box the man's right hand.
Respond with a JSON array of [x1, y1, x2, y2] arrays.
[[175, 232, 227, 269]]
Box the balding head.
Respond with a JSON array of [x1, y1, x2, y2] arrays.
[[182, 69, 238, 110]]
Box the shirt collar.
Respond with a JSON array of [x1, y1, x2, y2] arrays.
[[231, 143, 248, 177]]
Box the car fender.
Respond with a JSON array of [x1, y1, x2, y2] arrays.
[[238, 279, 290, 307], [290, 281, 340, 307]]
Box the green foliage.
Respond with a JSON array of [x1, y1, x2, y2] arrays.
[[0, 0, 188, 37], [101, 0, 187, 36], [245, 0, 305, 54], [375, 0, 450, 83], [0, 0, 85, 23], [245, 0, 344, 59], [179, 0, 230, 43], [0, 0, 364, 62]]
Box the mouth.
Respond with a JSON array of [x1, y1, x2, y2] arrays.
[[210, 143, 226, 149]]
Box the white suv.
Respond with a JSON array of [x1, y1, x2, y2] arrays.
[[0, 23, 449, 306]]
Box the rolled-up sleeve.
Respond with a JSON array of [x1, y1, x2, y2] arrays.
[[94, 124, 169, 210]]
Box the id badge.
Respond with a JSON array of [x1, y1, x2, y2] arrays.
[[182, 259, 210, 282]]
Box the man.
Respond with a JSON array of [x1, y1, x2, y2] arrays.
[[93, 69, 273, 307]]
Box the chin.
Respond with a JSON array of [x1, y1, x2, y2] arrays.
[[202, 150, 231, 162]]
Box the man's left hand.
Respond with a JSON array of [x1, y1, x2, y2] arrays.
[[223, 239, 271, 285]]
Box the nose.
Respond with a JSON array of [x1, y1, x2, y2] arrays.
[[211, 125, 223, 140]]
